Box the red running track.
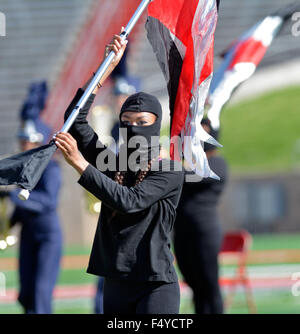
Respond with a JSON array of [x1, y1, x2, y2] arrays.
[[0, 277, 294, 304]]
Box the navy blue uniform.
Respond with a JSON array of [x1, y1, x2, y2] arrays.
[[10, 160, 62, 314]]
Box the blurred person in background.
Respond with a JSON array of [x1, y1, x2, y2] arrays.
[[173, 118, 228, 314], [9, 82, 63, 314]]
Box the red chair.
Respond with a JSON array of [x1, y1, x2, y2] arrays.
[[219, 230, 256, 313]]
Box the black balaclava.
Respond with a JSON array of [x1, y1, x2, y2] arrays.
[[201, 118, 220, 152], [119, 92, 162, 171]]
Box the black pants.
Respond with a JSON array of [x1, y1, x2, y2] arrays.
[[174, 211, 223, 314], [103, 278, 180, 314]]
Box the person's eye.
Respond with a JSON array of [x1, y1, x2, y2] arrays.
[[122, 121, 130, 125], [138, 120, 148, 126]]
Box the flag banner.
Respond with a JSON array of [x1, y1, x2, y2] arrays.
[[0, 143, 57, 191], [207, 1, 300, 130], [146, 0, 221, 179]]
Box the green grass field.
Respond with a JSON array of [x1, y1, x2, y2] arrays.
[[219, 85, 300, 173], [1, 233, 300, 314]]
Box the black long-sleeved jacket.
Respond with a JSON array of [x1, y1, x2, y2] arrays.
[[64, 89, 184, 282]]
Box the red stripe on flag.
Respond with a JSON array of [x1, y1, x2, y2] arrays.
[[149, 0, 217, 162], [149, 0, 200, 160], [148, 0, 199, 46], [171, 40, 214, 145], [229, 38, 268, 69]]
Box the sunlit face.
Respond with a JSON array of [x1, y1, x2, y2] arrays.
[[19, 140, 39, 152], [120, 111, 157, 127]]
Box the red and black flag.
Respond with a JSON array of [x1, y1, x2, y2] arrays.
[[146, 0, 221, 179], [207, 1, 300, 130]]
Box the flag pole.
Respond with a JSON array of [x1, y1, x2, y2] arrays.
[[18, 0, 153, 201], [60, 0, 153, 133]]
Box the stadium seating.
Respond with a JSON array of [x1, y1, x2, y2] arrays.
[[0, 0, 94, 156]]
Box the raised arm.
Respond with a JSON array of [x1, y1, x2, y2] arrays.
[[60, 31, 128, 167], [84, 28, 128, 95]]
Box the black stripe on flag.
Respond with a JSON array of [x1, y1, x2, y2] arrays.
[[146, 16, 183, 122]]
